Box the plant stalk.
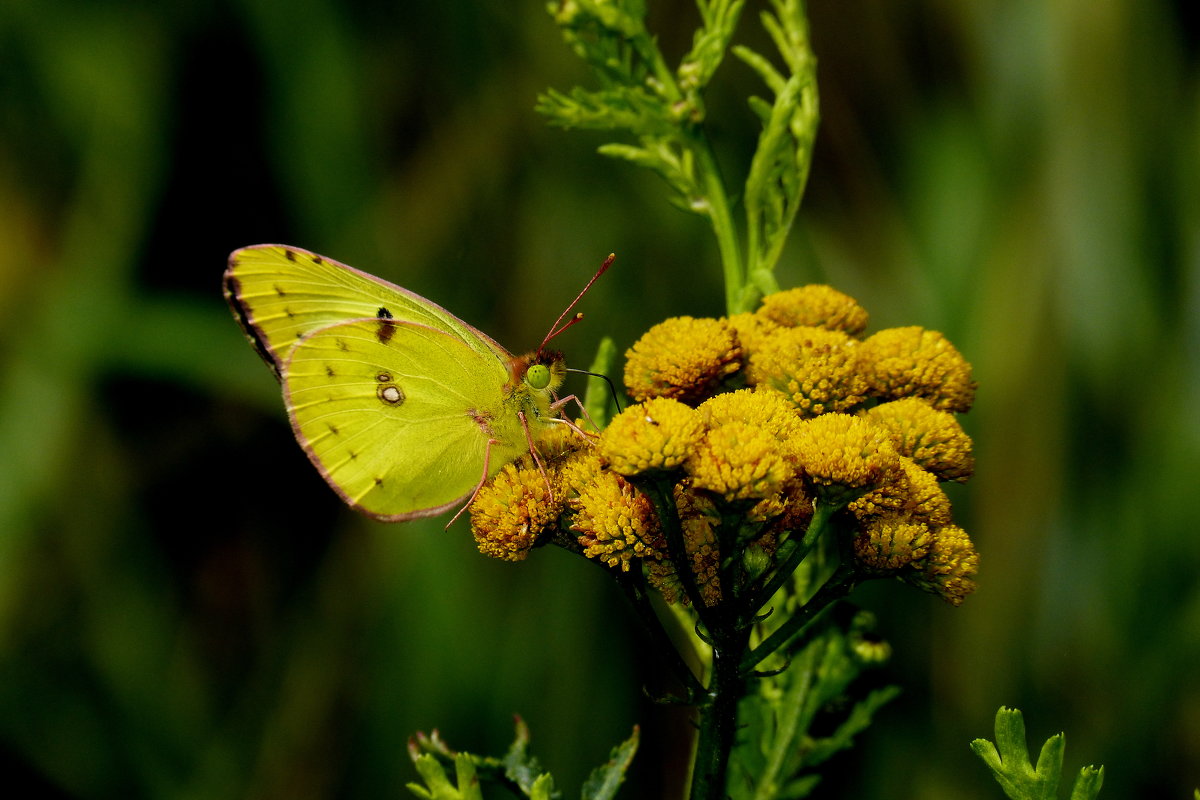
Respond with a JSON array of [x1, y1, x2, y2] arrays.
[[688, 619, 751, 800]]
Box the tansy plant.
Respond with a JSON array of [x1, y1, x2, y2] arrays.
[[408, 2, 980, 799]]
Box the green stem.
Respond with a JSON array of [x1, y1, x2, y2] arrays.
[[740, 500, 835, 623], [687, 131, 745, 315], [615, 567, 706, 702], [688, 621, 751, 800], [739, 563, 857, 675]]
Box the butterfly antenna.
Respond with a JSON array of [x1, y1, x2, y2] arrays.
[[538, 253, 616, 354], [565, 368, 623, 413]]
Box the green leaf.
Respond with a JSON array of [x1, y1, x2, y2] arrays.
[[1068, 766, 1104, 800], [501, 716, 560, 798], [584, 336, 620, 431], [729, 614, 896, 800], [971, 707, 1105, 800], [406, 753, 484, 800], [580, 726, 640, 800], [678, 0, 747, 96]]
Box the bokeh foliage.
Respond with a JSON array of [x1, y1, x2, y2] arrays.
[[0, 0, 1196, 798]]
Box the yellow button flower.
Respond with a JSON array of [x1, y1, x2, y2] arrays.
[[748, 486, 813, 535], [853, 516, 933, 571], [687, 420, 792, 502], [904, 524, 979, 605], [568, 469, 664, 572], [470, 463, 563, 561], [865, 397, 974, 482], [757, 285, 869, 336], [792, 413, 901, 506], [696, 388, 804, 447], [745, 326, 868, 416], [849, 456, 952, 527], [727, 311, 781, 355], [858, 326, 976, 412], [624, 316, 742, 404], [597, 397, 703, 475]]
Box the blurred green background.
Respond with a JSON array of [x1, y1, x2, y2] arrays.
[[1, 0, 1196, 797]]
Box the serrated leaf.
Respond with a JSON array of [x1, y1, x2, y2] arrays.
[[501, 718, 559, 798], [531, 773, 559, 800], [732, 45, 786, 96], [678, 0, 747, 91], [1069, 766, 1104, 800], [581, 726, 640, 800], [803, 685, 900, 766], [406, 754, 484, 800], [972, 707, 1105, 800], [746, 95, 774, 126]]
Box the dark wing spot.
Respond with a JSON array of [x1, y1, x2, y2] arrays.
[[274, 284, 287, 296], [377, 307, 393, 319], [336, 339, 349, 351], [313, 254, 324, 264], [327, 423, 339, 435], [284, 248, 297, 261], [285, 307, 295, 318], [377, 384, 405, 405], [325, 365, 336, 377], [376, 318, 397, 345], [373, 476, 383, 486], [348, 450, 358, 460]]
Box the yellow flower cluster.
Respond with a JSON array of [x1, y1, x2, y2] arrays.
[[470, 284, 980, 607], [470, 463, 564, 561]]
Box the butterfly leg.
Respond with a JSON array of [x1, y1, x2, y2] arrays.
[[549, 394, 603, 438], [517, 411, 555, 500], [445, 437, 502, 530]]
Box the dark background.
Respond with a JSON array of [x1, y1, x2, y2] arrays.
[[1, 0, 1197, 797]]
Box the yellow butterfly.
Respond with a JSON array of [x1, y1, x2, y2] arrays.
[[224, 245, 609, 521]]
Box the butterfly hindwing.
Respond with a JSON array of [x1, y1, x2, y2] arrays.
[[225, 244, 510, 376], [282, 317, 527, 521]]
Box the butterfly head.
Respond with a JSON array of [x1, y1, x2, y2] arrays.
[[511, 349, 566, 395]]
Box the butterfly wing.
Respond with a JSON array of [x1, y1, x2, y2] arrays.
[[283, 317, 527, 520], [225, 244, 510, 376]]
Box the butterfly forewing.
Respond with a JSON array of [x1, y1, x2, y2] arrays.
[[225, 244, 510, 375], [282, 318, 527, 520]]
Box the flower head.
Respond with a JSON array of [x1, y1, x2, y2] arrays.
[[757, 285, 869, 336], [470, 463, 563, 561], [686, 420, 792, 502], [853, 516, 933, 571], [696, 388, 804, 446], [792, 413, 901, 506], [859, 327, 976, 412], [865, 397, 974, 482], [748, 487, 813, 535], [598, 397, 703, 476], [849, 456, 952, 527], [727, 311, 781, 354], [745, 326, 868, 416], [904, 524, 979, 605], [624, 316, 742, 404], [566, 466, 663, 572]]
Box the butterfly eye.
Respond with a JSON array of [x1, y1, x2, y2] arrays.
[[526, 363, 552, 390]]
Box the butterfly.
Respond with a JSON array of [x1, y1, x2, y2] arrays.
[[224, 244, 611, 522]]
